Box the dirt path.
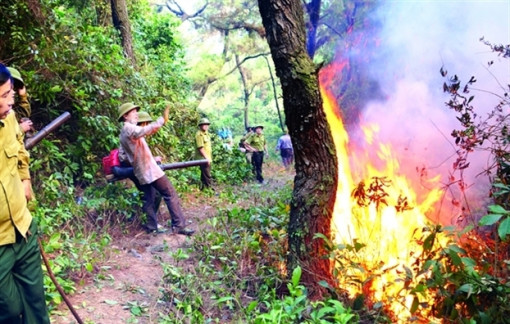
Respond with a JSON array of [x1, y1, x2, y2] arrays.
[[50, 162, 293, 324]]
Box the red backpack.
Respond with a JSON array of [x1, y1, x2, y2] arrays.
[[102, 149, 120, 176]]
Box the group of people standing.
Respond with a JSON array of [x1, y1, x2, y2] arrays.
[[240, 125, 294, 184], [117, 103, 196, 236], [116, 104, 215, 236], [0, 59, 295, 322]]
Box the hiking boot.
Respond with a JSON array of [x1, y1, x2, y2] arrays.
[[174, 227, 195, 236], [144, 225, 168, 234]]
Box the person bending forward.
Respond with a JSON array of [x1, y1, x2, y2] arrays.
[[118, 102, 194, 236]]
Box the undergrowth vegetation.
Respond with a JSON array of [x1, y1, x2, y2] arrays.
[[157, 183, 359, 323], [2, 0, 510, 322]]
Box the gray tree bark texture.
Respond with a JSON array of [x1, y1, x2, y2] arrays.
[[258, 0, 338, 298], [111, 0, 135, 65]]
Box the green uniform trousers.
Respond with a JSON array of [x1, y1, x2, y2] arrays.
[[0, 220, 49, 324]]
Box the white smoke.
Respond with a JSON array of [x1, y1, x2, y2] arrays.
[[352, 0, 510, 224]]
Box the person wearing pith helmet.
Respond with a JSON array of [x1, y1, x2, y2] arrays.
[[117, 102, 140, 122], [195, 117, 213, 190], [244, 125, 267, 184], [7, 67, 34, 135], [137, 111, 153, 124], [0, 63, 50, 324], [118, 109, 163, 224], [118, 102, 194, 236]]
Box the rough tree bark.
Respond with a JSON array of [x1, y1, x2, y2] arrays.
[[24, 0, 45, 25], [236, 54, 251, 130], [258, 0, 338, 298], [110, 0, 135, 65]]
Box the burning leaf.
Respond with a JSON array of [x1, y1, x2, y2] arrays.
[[440, 66, 447, 77], [422, 232, 436, 253], [396, 195, 413, 212], [447, 248, 462, 266], [410, 296, 419, 314], [351, 181, 367, 206]]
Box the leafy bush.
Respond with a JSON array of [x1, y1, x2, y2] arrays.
[[401, 226, 510, 323], [255, 267, 357, 324]]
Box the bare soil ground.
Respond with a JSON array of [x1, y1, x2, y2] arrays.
[[50, 162, 293, 324]]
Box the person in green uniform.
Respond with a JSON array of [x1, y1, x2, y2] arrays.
[[244, 125, 268, 184], [7, 67, 33, 136], [0, 64, 50, 324], [195, 117, 212, 190], [239, 126, 254, 164]]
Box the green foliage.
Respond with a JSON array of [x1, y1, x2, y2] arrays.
[[158, 184, 293, 322], [0, 0, 201, 313], [399, 226, 510, 323], [211, 139, 253, 184], [479, 203, 510, 241], [170, 133, 252, 191], [2, 0, 195, 185], [254, 266, 357, 324], [157, 181, 357, 323]]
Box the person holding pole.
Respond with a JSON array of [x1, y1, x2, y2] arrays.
[[195, 117, 212, 190], [0, 63, 50, 323], [118, 102, 194, 236]]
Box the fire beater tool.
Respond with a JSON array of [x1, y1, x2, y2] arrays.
[[25, 111, 84, 324]]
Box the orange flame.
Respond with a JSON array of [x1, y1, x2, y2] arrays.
[[320, 64, 447, 321]]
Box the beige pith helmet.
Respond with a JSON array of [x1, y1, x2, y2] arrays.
[[118, 102, 140, 121], [198, 117, 211, 126], [7, 67, 24, 87], [137, 111, 153, 124]]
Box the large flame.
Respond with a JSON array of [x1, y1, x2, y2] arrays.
[[320, 63, 448, 321]]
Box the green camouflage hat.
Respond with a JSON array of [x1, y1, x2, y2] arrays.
[[198, 117, 211, 126], [118, 102, 140, 121], [137, 111, 153, 124], [7, 67, 24, 87]]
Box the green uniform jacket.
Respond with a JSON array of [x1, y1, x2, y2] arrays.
[[0, 111, 32, 245], [13, 93, 31, 120], [195, 130, 212, 160], [246, 133, 266, 151]]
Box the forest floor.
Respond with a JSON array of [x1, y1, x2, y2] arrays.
[[50, 161, 294, 324]]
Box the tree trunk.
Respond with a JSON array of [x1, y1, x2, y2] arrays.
[[264, 56, 284, 132], [24, 0, 45, 25], [236, 54, 251, 130], [110, 0, 135, 65], [258, 0, 338, 298]]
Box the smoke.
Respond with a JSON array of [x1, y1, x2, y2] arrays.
[[344, 1, 510, 224]]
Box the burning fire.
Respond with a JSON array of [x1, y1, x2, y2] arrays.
[[320, 63, 449, 321]]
